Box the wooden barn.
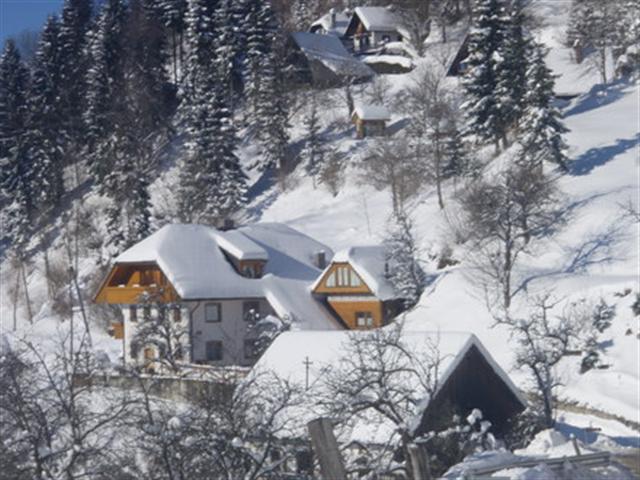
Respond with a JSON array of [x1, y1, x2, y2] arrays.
[[287, 32, 374, 88], [255, 330, 527, 437], [351, 104, 391, 138]]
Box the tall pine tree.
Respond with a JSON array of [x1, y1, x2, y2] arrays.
[[461, 0, 511, 153], [519, 43, 570, 170], [0, 41, 35, 247], [30, 15, 65, 208]]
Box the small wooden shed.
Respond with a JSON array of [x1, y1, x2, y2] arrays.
[[352, 104, 391, 138]]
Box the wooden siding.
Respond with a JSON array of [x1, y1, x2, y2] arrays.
[[94, 262, 179, 304], [111, 322, 124, 339], [313, 262, 372, 295], [327, 298, 383, 329], [352, 115, 386, 139]]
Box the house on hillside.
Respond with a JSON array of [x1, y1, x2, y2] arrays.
[[311, 246, 405, 329], [287, 32, 374, 88], [351, 104, 391, 138], [447, 34, 471, 77], [255, 330, 527, 437], [94, 223, 339, 369], [310, 8, 351, 38], [345, 6, 408, 53]]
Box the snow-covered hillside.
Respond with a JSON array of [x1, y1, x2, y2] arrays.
[[245, 1, 640, 427], [1, 0, 637, 467]]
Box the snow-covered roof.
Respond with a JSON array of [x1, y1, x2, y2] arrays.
[[310, 9, 351, 37], [313, 246, 397, 300], [355, 6, 400, 32], [252, 329, 526, 442], [352, 104, 391, 121], [215, 230, 268, 261], [291, 32, 374, 79], [114, 223, 339, 330]]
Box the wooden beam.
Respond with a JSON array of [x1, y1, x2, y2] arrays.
[[307, 418, 347, 480]]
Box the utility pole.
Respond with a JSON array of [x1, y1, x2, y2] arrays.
[[303, 356, 313, 390]]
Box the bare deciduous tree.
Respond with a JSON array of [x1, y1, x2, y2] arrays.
[[458, 163, 564, 310], [360, 136, 426, 214]]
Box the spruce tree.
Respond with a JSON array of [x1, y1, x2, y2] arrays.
[[498, 0, 532, 132], [30, 15, 65, 207], [58, 0, 92, 147], [84, 0, 128, 187], [158, 0, 188, 84], [461, 0, 511, 152], [0, 41, 34, 246], [384, 212, 426, 309], [302, 96, 324, 187], [519, 43, 569, 171], [178, 0, 247, 223]]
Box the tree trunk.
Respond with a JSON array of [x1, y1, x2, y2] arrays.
[[20, 259, 33, 324], [435, 135, 444, 209], [503, 245, 512, 310], [12, 272, 20, 331], [43, 241, 53, 300], [172, 30, 178, 85]]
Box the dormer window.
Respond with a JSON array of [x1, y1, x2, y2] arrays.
[[323, 264, 363, 288]]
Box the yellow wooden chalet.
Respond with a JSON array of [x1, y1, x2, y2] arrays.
[[312, 246, 405, 329]]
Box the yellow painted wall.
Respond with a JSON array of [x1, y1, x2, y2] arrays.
[[327, 298, 383, 329]]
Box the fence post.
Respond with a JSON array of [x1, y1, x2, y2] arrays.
[[407, 443, 431, 480], [307, 417, 347, 480]]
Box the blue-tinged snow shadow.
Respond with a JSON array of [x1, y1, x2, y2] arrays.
[[564, 79, 630, 118], [569, 135, 639, 176], [555, 420, 640, 448]]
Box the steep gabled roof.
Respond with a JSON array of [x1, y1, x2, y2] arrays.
[[291, 32, 375, 80], [113, 223, 339, 330], [310, 9, 351, 37], [352, 104, 391, 121], [312, 245, 397, 300], [354, 6, 399, 32], [252, 329, 526, 442]]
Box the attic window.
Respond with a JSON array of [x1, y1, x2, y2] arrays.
[[325, 266, 363, 288]]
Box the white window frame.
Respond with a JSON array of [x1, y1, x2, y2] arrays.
[[205, 303, 221, 323]]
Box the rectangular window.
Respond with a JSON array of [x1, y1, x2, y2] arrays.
[[158, 305, 166, 321], [143, 305, 151, 321], [243, 301, 260, 321], [172, 307, 181, 323], [244, 339, 258, 359], [355, 311, 374, 328], [205, 341, 223, 361], [338, 267, 349, 286], [130, 341, 139, 359], [129, 306, 137, 322], [325, 271, 336, 287], [205, 303, 221, 323]]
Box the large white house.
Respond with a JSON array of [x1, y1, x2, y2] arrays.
[[95, 223, 409, 370]]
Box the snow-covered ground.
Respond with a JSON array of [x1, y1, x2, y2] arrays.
[[1, 0, 637, 468]]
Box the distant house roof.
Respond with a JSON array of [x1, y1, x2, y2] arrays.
[[114, 223, 339, 330], [310, 9, 351, 37], [352, 104, 391, 121], [312, 245, 397, 300], [252, 329, 527, 442], [354, 6, 400, 32], [291, 32, 375, 80]]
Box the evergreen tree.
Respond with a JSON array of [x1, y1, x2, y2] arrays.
[[84, 0, 128, 187], [497, 0, 532, 132], [30, 15, 65, 207], [442, 124, 471, 179], [461, 0, 511, 152], [158, 0, 188, 84], [0, 41, 35, 247], [178, 0, 247, 223], [213, 0, 240, 106], [302, 95, 324, 187], [58, 0, 92, 147], [519, 43, 569, 170], [384, 212, 426, 309]]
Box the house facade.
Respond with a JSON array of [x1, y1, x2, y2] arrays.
[[345, 6, 407, 52], [94, 223, 341, 369], [312, 246, 404, 329]]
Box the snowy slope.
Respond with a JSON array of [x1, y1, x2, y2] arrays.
[[249, 1, 640, 424]]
